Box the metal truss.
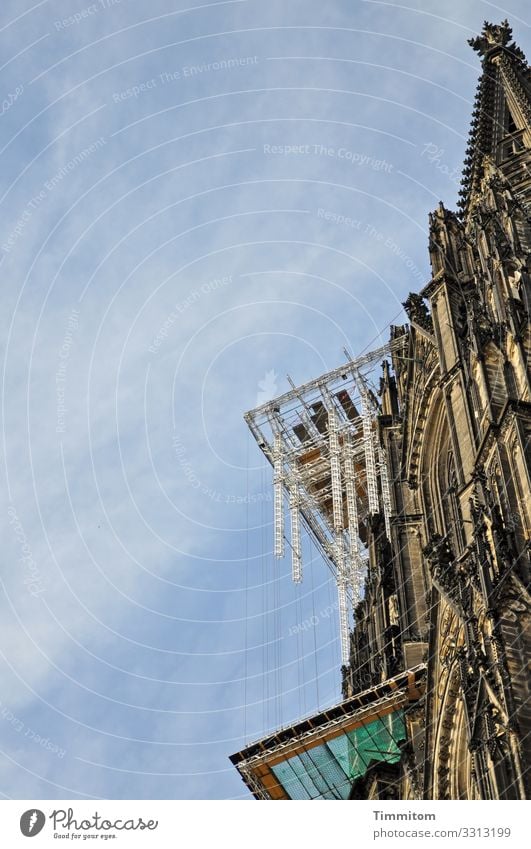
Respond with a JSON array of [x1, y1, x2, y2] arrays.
[[245, 342, 399, 664]]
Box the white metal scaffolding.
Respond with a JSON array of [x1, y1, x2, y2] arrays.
[[337, 576, 350, 665], [273, 431, 285, 559], [343, 435, 364, 605], [245, 343, 398, 668], [378, 442, 393, 541], [361, 389, 379, 515], [328, 408, 344, 533], [289, 484, 302, 583]]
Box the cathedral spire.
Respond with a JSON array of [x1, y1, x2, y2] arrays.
[[458, 21, 531, 217], [467, 19, 525, 61]]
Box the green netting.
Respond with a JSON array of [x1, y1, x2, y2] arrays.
[[270, 709, 405, 800], [289, 753, 336, 799], [347, 709, 405, 780], [297, 747, 350, 799], [270, 758, 313, 799]]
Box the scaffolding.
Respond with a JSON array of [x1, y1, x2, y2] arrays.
[[289, 483, 302, 583], [273, 431, 285, 559], [245, 343, 397, 665], [230, 665, 426, 800]]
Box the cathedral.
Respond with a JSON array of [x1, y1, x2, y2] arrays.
[[230, 21, 530, 800]]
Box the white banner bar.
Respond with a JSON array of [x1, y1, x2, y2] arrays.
[[0, 799, 528, 847]]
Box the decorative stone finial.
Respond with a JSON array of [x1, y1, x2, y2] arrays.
[[468, 20, 525, 61]]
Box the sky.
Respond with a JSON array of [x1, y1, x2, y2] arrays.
[[0, 0, 529, 801]]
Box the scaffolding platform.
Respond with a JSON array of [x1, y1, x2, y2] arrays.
[[230, 665, 426, 800]]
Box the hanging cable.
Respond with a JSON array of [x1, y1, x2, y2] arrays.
[[309, 532, 320, 710], [244, 433, 249, 744]]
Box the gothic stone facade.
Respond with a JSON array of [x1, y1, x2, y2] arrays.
[[343, 21, 531, 800]]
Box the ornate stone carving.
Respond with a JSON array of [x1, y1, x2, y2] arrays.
[[402, 292, 434, 334], [423, 534, 461, 609], [468, 20, 514, 56], [468, 20, 527, 69]]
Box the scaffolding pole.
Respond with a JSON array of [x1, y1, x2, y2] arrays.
[[343, 436, 364, 604], [328, 407, 344, 533], [289, 484, 302, 583], [273, 431, 285, 559], [360, 389, 379, 515], [378, 442, 392, 540], [336, 531, 350, 665]]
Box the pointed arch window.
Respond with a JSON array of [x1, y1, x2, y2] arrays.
[[443, 451, 465, 554], [499, 104, 524, 160], [506, 107, 517, 135]]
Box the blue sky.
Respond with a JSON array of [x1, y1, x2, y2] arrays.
[[0, 0, 529, 800]]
